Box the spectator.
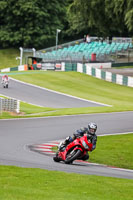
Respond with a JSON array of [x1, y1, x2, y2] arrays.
[[33, 59, 37, 64], [86, 34, 91, 44], [30, 65, 34, 70], [83, 35, 86, 42], [100, 37, 104, 44]]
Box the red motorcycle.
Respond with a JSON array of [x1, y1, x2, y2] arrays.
[[1, 75, 9, 88], [53, 134, 93, 164]]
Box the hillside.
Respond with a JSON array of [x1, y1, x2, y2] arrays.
[[0, 48, 19, 69]]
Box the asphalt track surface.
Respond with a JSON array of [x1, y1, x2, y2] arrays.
[[0, 77, 133, 179], [0, 77, 107, 108], [102, 68, 133, 77]]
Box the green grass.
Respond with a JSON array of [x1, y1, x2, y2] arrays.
[[90, 133, 133, 169], [0, 165, 133, 200], [20, 102, 56, 115], [0, 48, 19, 69]]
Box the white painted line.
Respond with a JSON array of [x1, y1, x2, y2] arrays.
[[110, 167, 133, 173], [79, 161, 133, 172], [34, 148, 53, 152], [9, 77, 112, 107], [99, 132, 133, 136], [39, 143, 59, 146], [1, 110, 133, 121], [36, 146, 51, 149]]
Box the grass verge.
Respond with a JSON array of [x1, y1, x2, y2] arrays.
[[90, 133, 133, 169], [20, 101, 56, 115], [0, 100, 57, 119], [0, 165, 133, 200], [0, 48, 19, 69]]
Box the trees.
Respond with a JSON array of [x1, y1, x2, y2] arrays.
[[67, 0, 133, 38], [0, 0, 133, 49], [125, 0, 133, 32], [0, 0, 67, 48]]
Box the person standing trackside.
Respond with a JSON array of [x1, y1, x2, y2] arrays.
[[83, 35, 86, 42], [33, 59, 37, 64], [86, 34, 91, 44]]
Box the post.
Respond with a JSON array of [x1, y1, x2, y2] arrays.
[[16, 100, 20, 113], [0, 98, 2, 115], [32, 48, 36, 57], [19, 47, 23, 66], [56, 29, 61, 50]]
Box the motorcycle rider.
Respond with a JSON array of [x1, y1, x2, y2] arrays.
[[1, 74, 9, 88], [59, 122, 97, 160]]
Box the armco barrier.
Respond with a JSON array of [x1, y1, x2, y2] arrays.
[[61, 62, 133, 88], [86, 64, 133, 87], [1, 62, 133, 87], [1, 65, 28, 73], [0, 98, 20, 113]]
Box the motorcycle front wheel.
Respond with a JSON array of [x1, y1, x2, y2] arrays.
[[65, 149, 82, 164], [53, 152, 62, 162]]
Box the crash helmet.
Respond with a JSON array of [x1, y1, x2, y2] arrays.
[[88, 122, 97, 135]]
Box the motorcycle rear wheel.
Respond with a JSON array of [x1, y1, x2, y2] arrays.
[[65, 149, 82, 164]]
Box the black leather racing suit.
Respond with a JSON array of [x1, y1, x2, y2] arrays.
[[73, 127, 97, 151], [64, 127, 97, 160]]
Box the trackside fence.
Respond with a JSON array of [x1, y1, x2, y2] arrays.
[[60, 62, 133, 88], [1, 62, 133, 88], [0, 98, 20, 113]]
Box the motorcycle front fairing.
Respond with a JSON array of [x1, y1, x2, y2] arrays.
[[80, 135, 93, 151], [58, 137, 88, 161]]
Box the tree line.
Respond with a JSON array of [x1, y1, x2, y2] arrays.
[[0, 0, 133, 49]]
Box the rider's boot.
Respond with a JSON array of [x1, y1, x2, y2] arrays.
[[58, 136, 73, 151]]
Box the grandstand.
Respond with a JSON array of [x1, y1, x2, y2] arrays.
[[35, 37, 133, 63]]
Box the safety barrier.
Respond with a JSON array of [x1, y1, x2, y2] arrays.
[[1, 65, 28, 73], [0, 98, 20, 113], [84, 64, 133, 87], [1, 62, 133, 88], [61, 62, 133, 88]]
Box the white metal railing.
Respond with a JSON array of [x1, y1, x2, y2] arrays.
[[37, 36, 102, 53], [112, 37, 132, 43], [0, 98, 20, 114]]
